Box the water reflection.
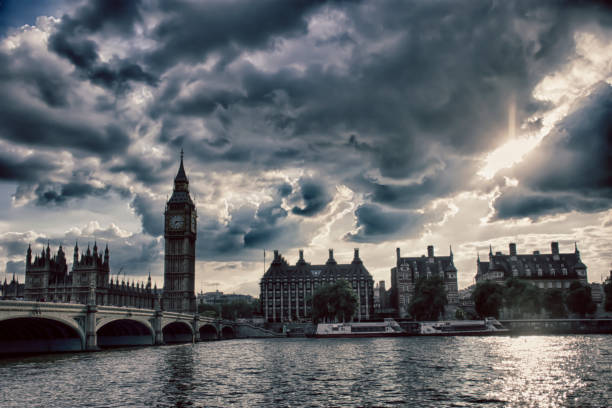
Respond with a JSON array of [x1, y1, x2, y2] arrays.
[[0, 336, 610, 407], [159, 344, 197, 407]]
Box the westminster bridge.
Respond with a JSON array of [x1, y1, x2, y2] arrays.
[[0, 300, 281, 354]]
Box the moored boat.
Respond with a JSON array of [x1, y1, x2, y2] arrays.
[[410, 317, 509, 336], [312, 318, 404, 338]]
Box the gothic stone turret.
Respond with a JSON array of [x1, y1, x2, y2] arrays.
[[25, 243, 69, 302], [71, 242, 110, 305]]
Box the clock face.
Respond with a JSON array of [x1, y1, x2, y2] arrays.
[[169, 215, 185, 230]]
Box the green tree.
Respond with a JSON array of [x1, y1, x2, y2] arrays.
[[517, 282, 541, 317], [472, 281, 504, 318], [221, 299, 259, 320], [604, 277, 612, 312], [566, 282, 596, 317], [198, 302, 220, 317], [408, 276, 447, 321], [311, 280, 357, 323], [503, 278, 541, 318], [542, 289, 567, 318]]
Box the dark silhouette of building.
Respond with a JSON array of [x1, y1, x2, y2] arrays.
[[475, 242, 588, 289], [1, 272, 24, 300], [163, 150, 197, 313], [23, 242, 156, 306], [391, 245, 459, 318], [260, 249, 374, 322]]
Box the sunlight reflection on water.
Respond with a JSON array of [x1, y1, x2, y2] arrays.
[[0, 336, 610, 407]]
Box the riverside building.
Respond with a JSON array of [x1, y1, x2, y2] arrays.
[[475, 242, 588, 289], [260, 249, 374, 323], [391, 245, 459, 318]]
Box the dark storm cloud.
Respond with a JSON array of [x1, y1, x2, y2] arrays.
[[109, 156, 173, 184], [33, 181, 112, 206], [47, 0, 155, 93], [130, 193, 164, 237], [5, 260, 24, 277], [196, 195, 304, 259], [244, 198, 293, 248], [146, 0, 325, 72], [59, 0, 143, 35], [0, 94, 131, 156], [0, 151, 61, 182], [196, 206, 255, 258], [344, 203, 427, 243], [359, 156, 480, 210], [0, 52, 131, 157], [0, 45, 71, 107], [48, 30, 156, 92], [48, 31, 99, 70], [144, 0, 612, 221], [291, 178, 332, 216], [278, 183, 292, 197], [493, 188, 611, 220], [0, 234, 30, 258], [493, 82, 612, 220]]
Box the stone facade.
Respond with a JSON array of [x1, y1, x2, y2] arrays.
[[475, 242, 587, 289], [24, 242, 157, 307], [391, 245, 459, 318], [163, 151, 197, 313], [260, 249, 374, 323]]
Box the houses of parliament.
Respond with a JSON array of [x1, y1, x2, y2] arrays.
[[15, 152, 198, 314]]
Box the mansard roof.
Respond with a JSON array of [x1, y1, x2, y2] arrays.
[[261, 249, 373, 281], [476, 242, 586, 280], [398, 254, 456, 276]]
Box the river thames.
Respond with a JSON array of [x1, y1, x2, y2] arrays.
[[1, 335, 610, 407]]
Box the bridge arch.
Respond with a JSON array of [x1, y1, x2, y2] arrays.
[[0, 316, 84, 353], [199, 324, 218, 340], [221, 325, 235, 339], [97, 318, 155, 347], [162, 321, 194, 343]]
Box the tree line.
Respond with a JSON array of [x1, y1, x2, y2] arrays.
[[471, 278, 598, 319], [202, 274, 612, 322], [197, 298, 260, 320]]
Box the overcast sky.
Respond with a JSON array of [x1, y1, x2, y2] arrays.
[[0, 0, 610, 296]]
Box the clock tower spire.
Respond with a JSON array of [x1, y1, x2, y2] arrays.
[[163, 149, 197, 313]]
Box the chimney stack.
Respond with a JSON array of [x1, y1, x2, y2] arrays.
[[509, 243, 517, 256], [354, 248, 360, 259], [427, 245, 434, 258], [551, 242, 559, 255]]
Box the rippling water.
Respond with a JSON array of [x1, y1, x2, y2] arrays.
[[1, 336, 611, 407]]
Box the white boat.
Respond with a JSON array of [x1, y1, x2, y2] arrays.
[[312, 318, 404, 338], [415, 318, 508, 336]]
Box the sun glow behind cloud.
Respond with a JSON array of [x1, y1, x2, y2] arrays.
[[478, 30, 612, 180]]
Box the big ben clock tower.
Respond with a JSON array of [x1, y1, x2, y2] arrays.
[[163, 150, 197, 313]]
